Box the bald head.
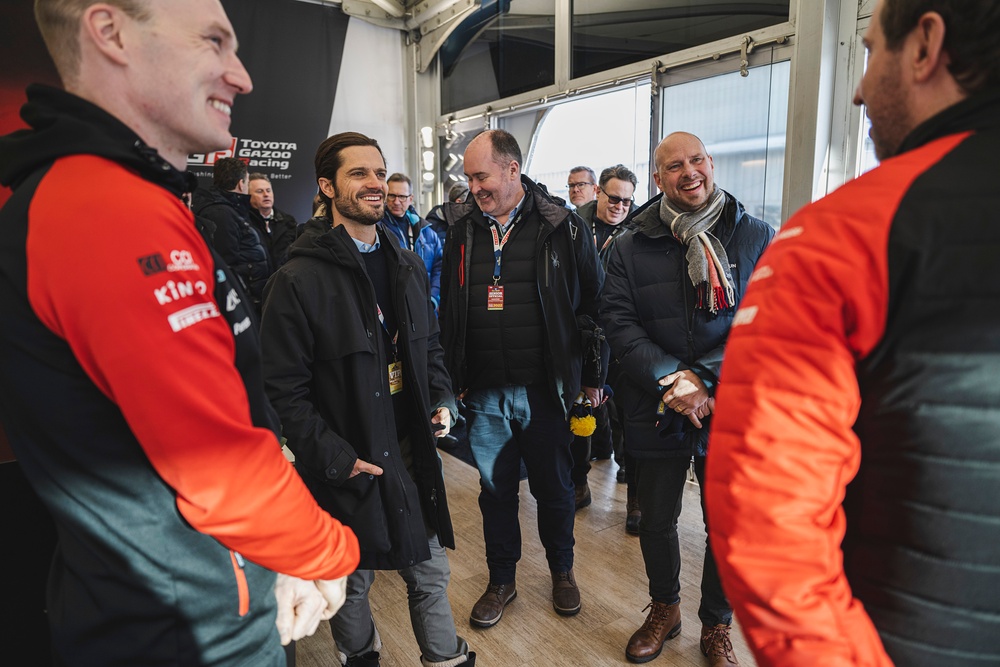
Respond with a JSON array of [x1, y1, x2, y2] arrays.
[[464, 130, 523, 223], [652, 132, 716, 213]]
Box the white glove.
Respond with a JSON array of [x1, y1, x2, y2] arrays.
[[315, 576, 348, 617], [274, 574, 330, 646]]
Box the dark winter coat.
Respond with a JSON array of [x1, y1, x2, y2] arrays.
[[193, 186, 270, 303], [440, 175, 606, 417], [261, 218, 457, 570], [249, 206, 297, 271], [601, 190, 773, 458]]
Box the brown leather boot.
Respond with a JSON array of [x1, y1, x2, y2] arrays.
[[625, 601, 681, 663], [700, 624, 739, 666], [551, 568, 581, 616], [574, 483, 592, 510], [469, 582, 516, 628]]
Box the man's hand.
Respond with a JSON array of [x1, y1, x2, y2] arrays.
[[315, 576, 348, 618], [430, 407, 452, 438], [686, 397, 716, 429], [274, 574, 332, 646], [582, 385, 604, 408], [659, 370, 710, 426], [350, 458, 384, 478]]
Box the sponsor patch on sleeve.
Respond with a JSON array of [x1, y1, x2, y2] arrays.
[[137, 253, 167, 276], [167, 302, 220, 332]]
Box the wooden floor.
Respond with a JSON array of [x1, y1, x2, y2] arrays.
[[295, 452, 757, 667]]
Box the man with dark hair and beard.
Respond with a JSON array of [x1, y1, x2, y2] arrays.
[[707, 0, 1000, 665], [259, 132, 474, 667]]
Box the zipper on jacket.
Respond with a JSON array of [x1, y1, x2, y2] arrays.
[[459, 244, 465, 287], [544, 240, 551, 288], [230, 550, 250, 617]]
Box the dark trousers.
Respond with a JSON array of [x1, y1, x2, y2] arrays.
[[634, 456, 732, 627], [570, 397, 622, 485], [464, 385, 576, 583]]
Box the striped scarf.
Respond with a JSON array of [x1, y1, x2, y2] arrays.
[[660, 188, 734, 313]]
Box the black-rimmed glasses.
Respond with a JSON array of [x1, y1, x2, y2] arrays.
[[567, 182, 594, 190], [385, 193, 413, 201]]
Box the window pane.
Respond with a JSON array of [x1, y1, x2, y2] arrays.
[[858, 116, 879, 176], [660, 60, 789, 226], [441, 0, 556, 114], [572, 0, 790, 80], [525, 83, 653, 208]]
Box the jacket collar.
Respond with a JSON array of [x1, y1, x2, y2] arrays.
[[895, 88, 1000, 157], [0, 84, 196, 197], [444, 174, 573, 230]]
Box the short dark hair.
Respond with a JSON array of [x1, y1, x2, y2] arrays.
[[880, 0, 1000, 95], [388, 173, 412, 189], [213, 158, 248, 191], [314, 132, 385, 219], [479, 129, 523, 169], [598, 164, 637, 189], [569, 166, 597, 184], [248, 172, 270, 183]]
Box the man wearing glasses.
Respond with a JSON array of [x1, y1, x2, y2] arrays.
[[566, 166, 598, 208], [601, 133, 773, 666], [380, 173, 444, 311], [570, 165, 638, 517]]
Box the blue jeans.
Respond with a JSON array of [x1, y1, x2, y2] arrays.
[[329, 529, 468, 663], [464, 385, 576, 582], [634, 456, 732, 627]]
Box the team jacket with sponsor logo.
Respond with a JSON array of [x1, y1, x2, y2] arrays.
[[0, 84, 359, 666], [706, 90, 1000, 667]]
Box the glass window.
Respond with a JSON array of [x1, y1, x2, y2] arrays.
[[441, 0, 556, 114], [856, 51, 879, 176], [572, 0, 791, 80], [524, 82, 653, 208], [857, 116, 878, 176], [660, 60, 789, 226]]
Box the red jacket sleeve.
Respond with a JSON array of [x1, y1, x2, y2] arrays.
[[705, 134, 968, 666], [27, 156, 358, 581]]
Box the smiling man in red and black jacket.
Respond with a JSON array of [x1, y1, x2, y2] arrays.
[[0, 2, 358, 665], [707, 1, 1000, 665]]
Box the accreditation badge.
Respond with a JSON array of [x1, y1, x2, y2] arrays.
[[487, 285, 505, 311], [388, 360, 404, 395]]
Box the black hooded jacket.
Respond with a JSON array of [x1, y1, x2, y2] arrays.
[[260, 217, 457, 570], [193, 186, 270, 304]]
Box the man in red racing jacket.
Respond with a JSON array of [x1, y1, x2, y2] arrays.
[[707, 1, 1000, 665]]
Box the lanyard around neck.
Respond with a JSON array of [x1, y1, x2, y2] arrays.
[[490, 214, 521, 286], [375, 303, 399, 359]]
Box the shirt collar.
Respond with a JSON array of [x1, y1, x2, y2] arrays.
[[351, 233, 381, 254], [484, 187, 527, 232]]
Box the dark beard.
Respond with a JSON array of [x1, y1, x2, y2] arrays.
[[333, 190, 383, 225]]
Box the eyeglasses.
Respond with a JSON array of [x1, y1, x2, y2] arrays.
[[385, 193, 412, 201], [567, 182, 595, 190], [600, 188, 633, 207]]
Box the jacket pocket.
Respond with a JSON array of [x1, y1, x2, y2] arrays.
[[229, 550, 250, 617], [308, 470, 391, 551]]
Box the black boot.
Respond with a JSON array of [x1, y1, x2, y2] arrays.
[[345, 651, 380, 667]]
